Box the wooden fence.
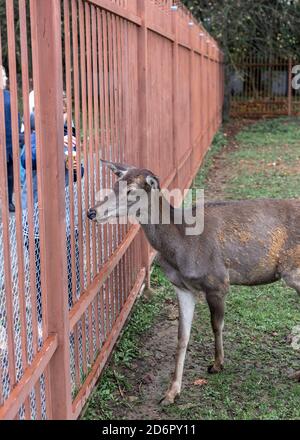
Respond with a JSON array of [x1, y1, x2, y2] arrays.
[[230, 56, 300, 118], [0, 0, 224, 419]]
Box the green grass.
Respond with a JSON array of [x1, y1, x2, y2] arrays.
[[165, 282, 300, 420], [225, 117, 300, 200], [82, 117, 300, 420]]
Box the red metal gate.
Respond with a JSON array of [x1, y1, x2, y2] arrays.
[[0, 0, 224, 419], [230, 56, 300, 118]]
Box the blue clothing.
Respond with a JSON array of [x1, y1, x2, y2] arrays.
[[4, 89, 23, 160], [20, 129, 84, 310], [4, 90, 13, 161]]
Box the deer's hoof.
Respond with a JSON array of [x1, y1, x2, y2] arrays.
[[159, 395, 176, 406], [207, 364, 224, 374], [289, 371, 300, 382]]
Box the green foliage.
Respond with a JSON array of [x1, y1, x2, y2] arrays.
[[182, 0, 300, 62], [0, 0, 31, 75]]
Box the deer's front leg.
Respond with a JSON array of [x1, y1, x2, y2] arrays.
[[160, 288, 196, 406]]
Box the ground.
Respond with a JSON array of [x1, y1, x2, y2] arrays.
[[82, 117, 300, 420]]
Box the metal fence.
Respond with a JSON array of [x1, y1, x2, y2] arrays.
[[0, 0, 224, 419], [230, 56, 300, 118]]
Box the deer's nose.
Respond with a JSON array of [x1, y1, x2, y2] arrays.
[[87, 208, 97, 221]]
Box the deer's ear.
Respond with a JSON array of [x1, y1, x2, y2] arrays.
[[100, 159, 134, 178], [146, 175, 160, 190]]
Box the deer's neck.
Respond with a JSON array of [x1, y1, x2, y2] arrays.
[[140, 192, 183, 259]]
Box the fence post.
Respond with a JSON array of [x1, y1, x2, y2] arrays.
[[137, 0, 151, 290], [288, 58, 293, 116], [30, 0, 72, 419]]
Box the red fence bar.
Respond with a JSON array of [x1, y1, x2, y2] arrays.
[[6, 2, 30, 418], [137, 0, 151, 287], [288, 58, 292, 117], [30, 0, 72, 419]]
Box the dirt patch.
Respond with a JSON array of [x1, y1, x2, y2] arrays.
[[107, 298, 211, 420], [203, 119, 257, 200]]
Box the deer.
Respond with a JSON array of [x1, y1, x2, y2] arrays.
[[87, 160, 300, 406]]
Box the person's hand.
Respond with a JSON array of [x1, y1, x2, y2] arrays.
[[65, 151, 77, 170], [64, 135, 76, 148]]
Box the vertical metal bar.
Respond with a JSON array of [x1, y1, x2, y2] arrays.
[[116, 16, 125, 315], [6, 1, 30, 417], [112, 13, 121, 317], [19, 0, 39, 358], [288, 57, 292, 116], [71, 0, 84, 296], [137, 0, 151, 287], [78, 0, 88, 375], [0, 17, 16, 398], [91, 4, 100, 351], [85, 3, 97, 280], [84, 1, 95, 365], [121, 17, 129, 308], [71, 0, 82, 390], [30, 0, 72, 420], [101, 9, 111, 336], [96, 8, 107, 343], [64, 0, 77, 306], [107, 11, 116, 328], [34, 381, 42, 420]]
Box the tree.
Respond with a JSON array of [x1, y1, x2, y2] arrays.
[[182, 0, 300, 62]]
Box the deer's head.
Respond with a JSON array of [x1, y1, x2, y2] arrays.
[[87, 160, 160, 225]]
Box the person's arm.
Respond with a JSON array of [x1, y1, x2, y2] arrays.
[[21, 134, 37, 170]]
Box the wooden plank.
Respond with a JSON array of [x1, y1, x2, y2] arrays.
[[86, 0, 141, 26]]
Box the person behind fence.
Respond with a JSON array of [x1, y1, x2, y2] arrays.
[[20, 103, 84, 324], [2, 66, 24, 213]]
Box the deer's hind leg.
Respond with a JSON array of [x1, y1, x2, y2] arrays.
[[280, 246, 300, 295], [281, 268, 300, 295], [281, 269, 300, 382], [206, 290, 227, 374]]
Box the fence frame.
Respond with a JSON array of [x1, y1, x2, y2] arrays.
[[0, 0, 224, 420]]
